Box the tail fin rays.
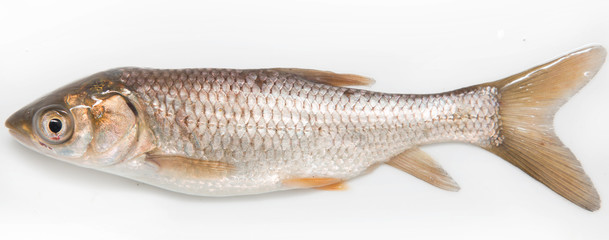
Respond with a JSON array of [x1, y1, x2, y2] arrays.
[[482, 46, 606, 211]]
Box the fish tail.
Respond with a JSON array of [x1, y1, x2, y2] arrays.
[[480, 46, 606, 211]]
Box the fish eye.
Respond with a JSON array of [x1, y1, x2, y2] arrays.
[[49, 118, 62, 133], [34, 106, 74, 144]]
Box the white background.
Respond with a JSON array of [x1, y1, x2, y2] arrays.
[[1, 0, 608, 239]]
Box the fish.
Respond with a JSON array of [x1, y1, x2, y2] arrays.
[[5, 46, 606, 211]]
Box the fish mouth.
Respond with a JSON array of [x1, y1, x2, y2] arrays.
[[6, 112, 35, 148], [8, 129, 36, 149]]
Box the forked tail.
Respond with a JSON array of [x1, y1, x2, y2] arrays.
[[479, 46, 606, 211]]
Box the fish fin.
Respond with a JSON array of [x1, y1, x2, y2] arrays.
[[314, 182, 348, 191], [481, 46, 606, 211], [273, 68, 375, 87], [146, 153, 234, 179], [282, 177, 344, 189], [386, 147, 460, 192]]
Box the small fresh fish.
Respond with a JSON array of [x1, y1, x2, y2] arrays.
[[6, 46, 606, 211]]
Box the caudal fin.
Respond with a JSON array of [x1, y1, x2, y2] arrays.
[[482, 46, 606, 211]]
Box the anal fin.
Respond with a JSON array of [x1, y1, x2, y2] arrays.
[[386, 147, 460, 192]]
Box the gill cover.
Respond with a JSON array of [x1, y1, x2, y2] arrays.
[[87, 93, 139, 165], [90, 94, 137, 153]]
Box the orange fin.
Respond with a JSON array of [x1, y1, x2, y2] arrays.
[[386, 147, 460, 192], [282, 177, 345, 190], [273, 68, 375, 87], [314, 182, 348, 191], [479, 46, 605, 211], [146, 153, 233, 179]]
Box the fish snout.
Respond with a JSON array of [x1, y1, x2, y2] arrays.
[[6, 110, 35, 147]]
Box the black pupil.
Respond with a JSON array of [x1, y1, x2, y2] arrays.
[[49, 119, 62, 133]]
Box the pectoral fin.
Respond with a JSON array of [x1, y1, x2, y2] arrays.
[[387, 147, 460, 192], [273, 68, 375, 87], [146, 153, 234, 179]]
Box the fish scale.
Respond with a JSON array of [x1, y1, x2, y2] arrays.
[[117, 68, 501, 194]]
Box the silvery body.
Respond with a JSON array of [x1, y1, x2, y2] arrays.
[[119, 68, 499, 194]]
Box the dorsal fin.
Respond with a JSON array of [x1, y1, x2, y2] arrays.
[[272, 68, 375, 87], [386, 147, 460, 192]]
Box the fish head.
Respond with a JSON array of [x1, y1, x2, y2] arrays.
[[6, 70, 144, 168]]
